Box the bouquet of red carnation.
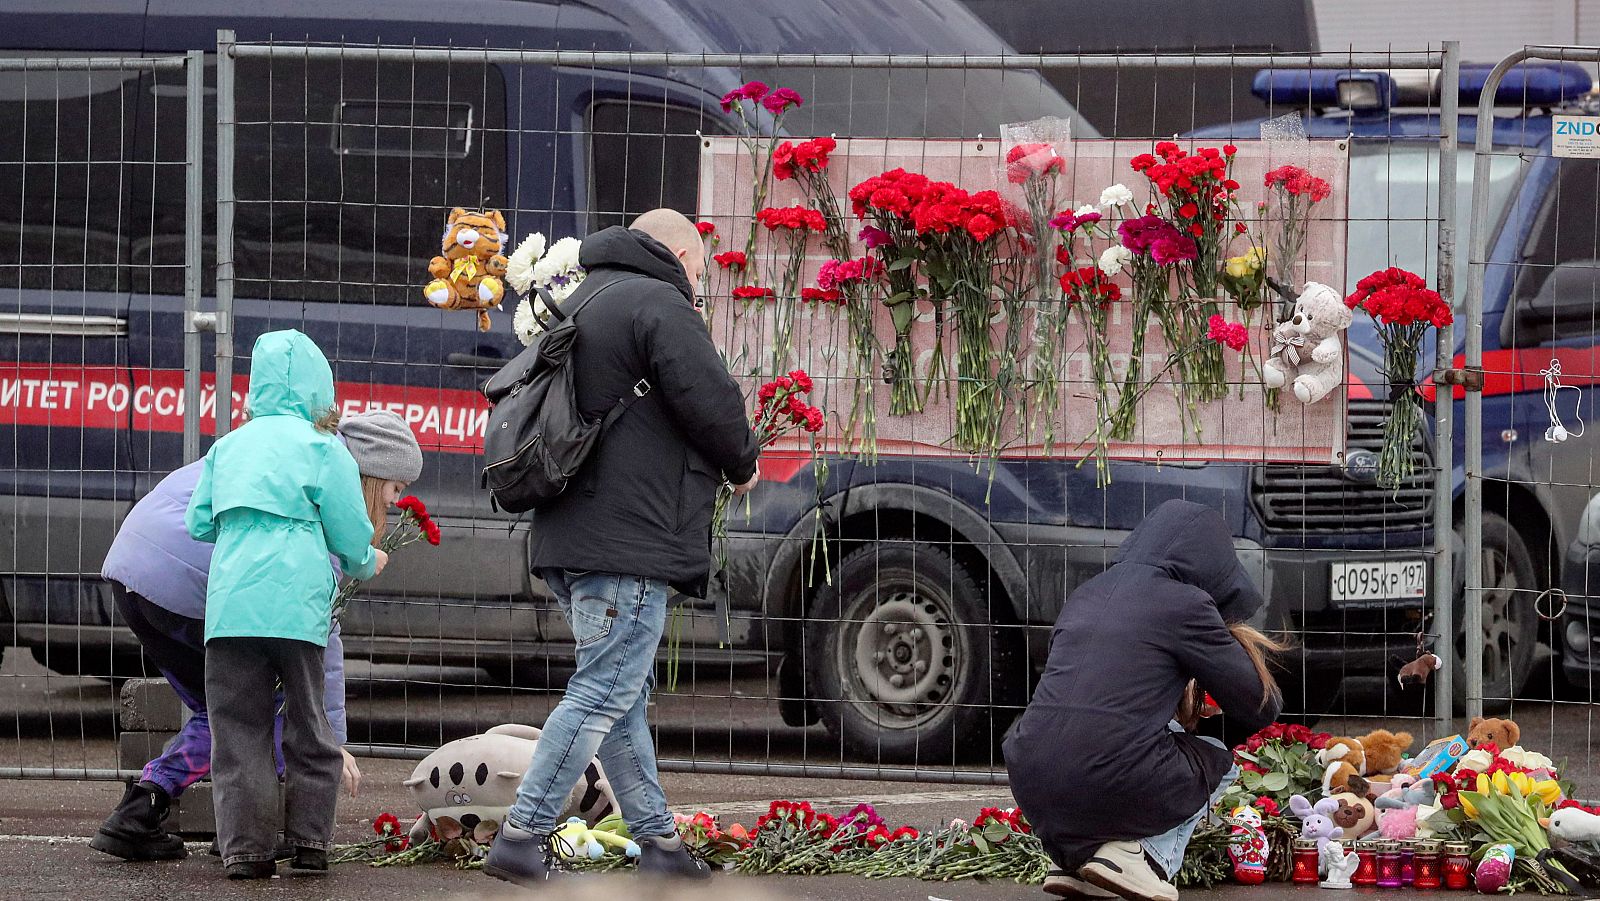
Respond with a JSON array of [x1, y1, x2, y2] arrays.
[[849, 167, 936, 415], [709, 371, 825, 574], [720, 80, 806, 283], [1059, 258, 1124, 486], [909, 180, 1010, 457], [1130, 142, 1243, 404], [755, 205, 827, 375], [1345, 267, 1452, 490], [330, 494, 439, 630], [1263, 164, 1332, 307]]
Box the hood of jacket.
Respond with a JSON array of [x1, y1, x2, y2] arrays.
[[1113, 499, 1264, 623], [579, 226, 694, 303], [247, 329, 335, 422]]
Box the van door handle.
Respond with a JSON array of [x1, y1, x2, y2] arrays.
[[0, 313, 128, 337], [447, 352, 505, 368]]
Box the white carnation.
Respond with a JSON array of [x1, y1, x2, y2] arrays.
[[513, 296, 542, 346], [505, 232, 546, 295], [1074, 204, 1099, 218], [1098, 245, 1132, 276], [534, 236, 587, 302], [1099, 183, 1134, 209]]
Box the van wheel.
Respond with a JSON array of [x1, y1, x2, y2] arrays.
[[802, 542, 1020, 764], [1453, 512, 1539, 713]]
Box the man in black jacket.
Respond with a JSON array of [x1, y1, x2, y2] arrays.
[[485, 210, 759, 886], [1003, 500, 1283, 901]]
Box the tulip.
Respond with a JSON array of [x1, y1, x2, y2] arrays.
[[1493, 771, 1511, 795], [1478, 774, 1492, 795], [1460, 793, 1480, 819], [1533, 780, 1564, 806]]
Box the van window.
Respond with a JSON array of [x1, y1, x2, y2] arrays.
[[588, 100, 726, 231], [1509, 158, 1600, 344], [136, 58, 508, 304], [0, 64, 142, 295], [742, 67, 1097, 139]]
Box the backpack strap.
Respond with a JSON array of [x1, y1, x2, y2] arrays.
[[559, 272, 655, 430]]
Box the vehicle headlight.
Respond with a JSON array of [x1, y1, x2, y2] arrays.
[[1567, 618, 1591, 653]]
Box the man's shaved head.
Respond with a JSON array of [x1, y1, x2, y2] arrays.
[[629, 208, 706, 296]]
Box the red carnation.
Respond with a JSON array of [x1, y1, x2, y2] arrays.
[[787, 369, 814, 393], [696, 221, 716, 237], [713, 250, 747, 271], [732, 285, 775, 302]]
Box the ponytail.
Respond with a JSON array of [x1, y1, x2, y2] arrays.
[[1229, 622, 1292, 709]]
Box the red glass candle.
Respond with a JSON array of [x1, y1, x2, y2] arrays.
[[1377, 841, 1405, 889], [1293, 839, 1322, 884], [1353, 841, 1380, 886], [1414, 840, 1443, 889], [1443, 842, 1473, 890]]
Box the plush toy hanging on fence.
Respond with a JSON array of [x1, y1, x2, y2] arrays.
[[423, 207, 509, 331]]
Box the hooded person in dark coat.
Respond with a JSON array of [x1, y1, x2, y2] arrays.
[[1003, 499, 1283, 901]]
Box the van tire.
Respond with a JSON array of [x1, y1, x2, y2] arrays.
[[801, 541, 1021, 764], [1453, 512, 1540, 713]]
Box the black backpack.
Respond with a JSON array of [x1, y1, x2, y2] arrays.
[[479, 276, 649, 513]]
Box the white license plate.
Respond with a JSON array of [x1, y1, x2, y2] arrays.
[[1330, 560, 1428, 605]]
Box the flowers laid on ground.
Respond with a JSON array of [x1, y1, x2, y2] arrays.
[[331, 495, 438, 628], [1344, 266, 1453, 489]]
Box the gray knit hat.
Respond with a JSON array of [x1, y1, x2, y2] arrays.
[[340, 410, 424, 482]]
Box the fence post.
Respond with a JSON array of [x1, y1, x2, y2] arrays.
[[1464, 49, 1535, 722], [182, 49, 204, 464], [215, 29, 237, 437], [1432, 40, 1459, 735]]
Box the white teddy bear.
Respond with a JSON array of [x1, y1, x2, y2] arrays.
[[1261, 281, 1353, 405]]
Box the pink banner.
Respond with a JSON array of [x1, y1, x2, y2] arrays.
[[697, 137, 1350, 464]]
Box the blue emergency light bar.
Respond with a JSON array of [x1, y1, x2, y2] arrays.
[[1252, 62, 1594, 111]]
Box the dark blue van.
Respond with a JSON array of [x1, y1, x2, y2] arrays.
[[1197, 62, 1600, 714], [3, 2, 1437, 762]]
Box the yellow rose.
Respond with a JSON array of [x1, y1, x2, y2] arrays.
[[1225, 256, 1251, 279]]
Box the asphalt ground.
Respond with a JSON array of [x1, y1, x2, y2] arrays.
[[3, 646, 1600, 899]]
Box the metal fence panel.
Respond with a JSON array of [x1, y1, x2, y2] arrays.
[[1464, 45, 1600, 781], [2, 39, 1469, 785]]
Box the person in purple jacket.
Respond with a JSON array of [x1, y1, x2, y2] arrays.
[[89, 409, 423, 862]]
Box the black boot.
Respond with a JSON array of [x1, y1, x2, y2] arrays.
[[290, 848, 328, 873], [90, 780, 188, 862], [225, 860, 275, 880]]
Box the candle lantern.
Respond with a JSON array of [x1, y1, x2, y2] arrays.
[[1377, 841, 1405, 889], [1413, 840, 1442, 889], [1401, 839, 1417, 885], [1293, 839, 1322, 884], [1443, 841, 1474, 890], [1353, 840, 1380, 886]]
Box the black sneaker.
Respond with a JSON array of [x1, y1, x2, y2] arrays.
[[482, 823, 561, 886], [225, 860, 275, 880], [637, 834, 711, 881], [290, 848, 328, 873], [89, 780, 188, 862]]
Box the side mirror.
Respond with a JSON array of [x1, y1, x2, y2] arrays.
[[1516, 261, 1600, 344]]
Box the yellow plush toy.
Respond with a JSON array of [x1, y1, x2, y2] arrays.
[[423, 207, 509, 331]]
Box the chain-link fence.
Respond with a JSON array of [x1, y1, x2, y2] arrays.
[[3, 36, 1480, 785], [1461, 45, 1600, 784]]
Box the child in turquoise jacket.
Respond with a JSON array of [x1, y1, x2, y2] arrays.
[[186, 329, 388, 879]]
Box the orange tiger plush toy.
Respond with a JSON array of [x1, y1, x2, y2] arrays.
[[423, 207, 509, 331]]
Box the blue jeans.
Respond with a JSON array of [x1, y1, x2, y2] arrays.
[[506, 569, 674, 838], [1141, 722, 1240, 880]]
